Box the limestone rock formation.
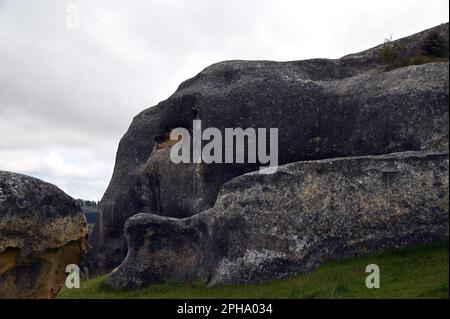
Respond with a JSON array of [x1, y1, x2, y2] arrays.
[[107, 151, 449, 289], [0, 171, 88, 298], [90, 23, 449, 274]]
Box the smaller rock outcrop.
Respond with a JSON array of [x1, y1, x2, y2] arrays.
[[106, 151, 449, 289], [0, 171, 88, 299]]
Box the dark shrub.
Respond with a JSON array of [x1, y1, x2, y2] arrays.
[[378, 36, 405, 64], [379, 32, 449, 71], [421, 31, 449, 57]]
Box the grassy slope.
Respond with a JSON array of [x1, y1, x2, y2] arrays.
[[59, 241, 449, 299]]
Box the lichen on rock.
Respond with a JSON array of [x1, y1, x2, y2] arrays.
[[106, 151, 449, 289]]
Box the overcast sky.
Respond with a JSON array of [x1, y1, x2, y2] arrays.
[[0, 0, 448, 200]]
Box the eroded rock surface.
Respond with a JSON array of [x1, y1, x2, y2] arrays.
[[106, 151, 449, 289], [0, 171, 88, 298], [91, 24, 449, 273]]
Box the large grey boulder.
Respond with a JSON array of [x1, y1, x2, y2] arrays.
[[91, 23, 449, 273], [107, 151, 449, 289], [0, 171, 88, 298]]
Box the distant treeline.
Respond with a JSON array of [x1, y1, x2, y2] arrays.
[[76, 199, 99, 207], [76, 199, 99, 225]]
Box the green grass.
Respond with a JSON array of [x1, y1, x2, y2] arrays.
[[59, 240, 449, 299]]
